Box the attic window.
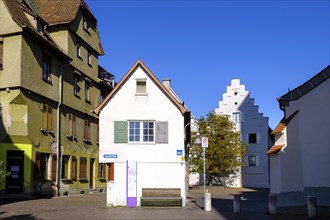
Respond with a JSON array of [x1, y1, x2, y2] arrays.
[[83, 16, 89, 32], [37, 21, 44, 33], [136, 79, 147, 95]]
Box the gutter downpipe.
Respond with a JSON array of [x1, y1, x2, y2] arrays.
[[56, 71, 62, 197]]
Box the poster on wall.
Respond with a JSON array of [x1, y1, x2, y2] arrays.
[[127, 160, 137, 207]]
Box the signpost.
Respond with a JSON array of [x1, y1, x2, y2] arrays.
[[201, 137, 208, 210]]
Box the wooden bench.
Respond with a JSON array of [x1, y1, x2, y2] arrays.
[[140, 188, 183, 207]]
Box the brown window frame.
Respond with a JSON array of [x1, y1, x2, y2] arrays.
[[84, 119, 91, 141], [41, 104, 52, 131], [79, 157, 87, 179], [71, 156, 77, 181], [98, 163, 106, 179], [67, 113, 76, 138]]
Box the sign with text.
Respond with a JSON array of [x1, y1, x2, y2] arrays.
[[104, 154, 118, 158], [202, 137, 208, 148]]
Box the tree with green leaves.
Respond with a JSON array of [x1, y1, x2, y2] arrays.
[[189, 112, 247, 185]]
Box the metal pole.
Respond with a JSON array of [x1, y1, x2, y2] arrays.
[[203, 147, 206, 210]]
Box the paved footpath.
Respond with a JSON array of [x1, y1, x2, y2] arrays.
[[1, 186, 329, 219]]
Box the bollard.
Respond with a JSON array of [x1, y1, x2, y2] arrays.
[[233, 194, 241, 213], [308, 196, 317, 218], [268, 193, 277, 215], [204, 192, 212, 211]]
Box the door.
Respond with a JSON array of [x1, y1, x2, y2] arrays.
[[6, 151, 24, 193], [90, 158, 95, 189]]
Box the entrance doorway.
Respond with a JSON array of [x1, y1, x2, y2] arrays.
[[90, 158, 95, 189], [6, 150, 24, 193]]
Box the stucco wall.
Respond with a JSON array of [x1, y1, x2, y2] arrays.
[[99, 66, 186, 206], [215, 79, 270, 188]]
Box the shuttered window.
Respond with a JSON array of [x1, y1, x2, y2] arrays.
[[114, 121, 128, 143], [114, 121, 168, 144], [79, 157, 87, 179], [71, 156, 77, 180], [156, 121, 168, 143], [136, 79, 147, 94], [84, 119, 91, 141], [41, 104, 52, 131], [67, 113, 76, 138]]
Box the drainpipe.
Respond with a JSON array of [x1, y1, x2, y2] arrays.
[[56, 71, 62, 197]]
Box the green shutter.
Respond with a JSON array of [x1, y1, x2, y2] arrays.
[[156, 121, 168, 143], [114, 121, 128, 143]]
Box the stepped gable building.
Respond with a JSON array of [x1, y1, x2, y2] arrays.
[[215, 79, 270, 188], [0, 0, 114, 196]]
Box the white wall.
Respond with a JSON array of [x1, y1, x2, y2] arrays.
[[286, 79, 330, 188], [215, 79, 270, 188], [99, 66, 187, 206]]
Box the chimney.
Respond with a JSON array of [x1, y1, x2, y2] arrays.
[[162, 78, 171, 91]]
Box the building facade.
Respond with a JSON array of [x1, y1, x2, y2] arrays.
[[268, 66, 330, 206], [94, 60, 191, 207], [0, 0, 114, 196], [215, 79, 270, 188]]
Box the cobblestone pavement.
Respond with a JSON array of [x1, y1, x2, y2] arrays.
[[1, 186, 329, 219]]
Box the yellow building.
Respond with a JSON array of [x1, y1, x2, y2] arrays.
[[0, 0, 114, 196]]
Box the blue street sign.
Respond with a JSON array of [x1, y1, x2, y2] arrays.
[[104, 154, 118, 158], [177, 150, 183, 156]]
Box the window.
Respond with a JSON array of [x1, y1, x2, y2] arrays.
[[143, 122, 154, 142], [34, 153, 49, 180], [87, 50, 92, 65], [66, 113, 76, 138], [74, 74, 80, 96], [85, 80, 90, 101], [0, 40, 3, 69], [129, 122, 140, 142], [98, 163, 106, 179], [42, 55, 51, 81], [136, 79, 147, 94], [129, 121, 154, 143], [41, 104, 52, 131], [83, 16, 89, 31], [249, 155, 256, 166], [249, 133, 257, 144], [232, 112, 240, 123], [71, 156, 77, 180], [76, 41, 81, 58], [114, 121, 168, 144], [61, 155, 69, 179], [84, 119, 91, 141], [37, 21, 43, 33], [79, 157, 87, 179], [100, 90, 106, 103]]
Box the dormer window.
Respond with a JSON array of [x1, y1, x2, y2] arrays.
[[76, 41, 81, 58], [83, 16, 89, 32], [37, 21, 44, 33]]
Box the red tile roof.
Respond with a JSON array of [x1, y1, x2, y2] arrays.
[[272, 110, 299, 134], [267, 144, 285, 155]]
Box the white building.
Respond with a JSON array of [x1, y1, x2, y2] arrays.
[[268, 66, 330, 206], [215, 79, 270, 188], [94, 60, 191, 207]]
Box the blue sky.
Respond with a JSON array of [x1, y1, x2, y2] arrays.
[[86, 0, 329, 128]]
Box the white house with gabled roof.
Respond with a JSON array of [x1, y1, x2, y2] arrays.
[[215, 79, 270, 188], [93, 60, 191, 207], [268, 66, 330, 206]]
